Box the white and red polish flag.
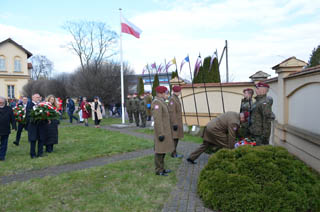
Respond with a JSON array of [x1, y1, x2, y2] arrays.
[[121, 16, 142, 38]]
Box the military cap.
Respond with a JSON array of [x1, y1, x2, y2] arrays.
[[172, 86, 182, 92], [155, 86, 168, 93], [243, 88, 254, 93], [255, 82, 270, 88]]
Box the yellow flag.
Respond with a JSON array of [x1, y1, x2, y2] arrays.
[[171, 58, 176, 65]]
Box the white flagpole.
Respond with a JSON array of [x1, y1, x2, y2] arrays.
[[119, 8, 125, 124]]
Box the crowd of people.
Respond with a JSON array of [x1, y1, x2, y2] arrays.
[[0, 94, 109, 161], [149, 82, 273, 176]]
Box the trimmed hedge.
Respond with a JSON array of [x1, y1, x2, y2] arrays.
[[198, 145, 320, 212]]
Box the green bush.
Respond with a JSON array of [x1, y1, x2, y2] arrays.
[[198, 146, 320, 212]]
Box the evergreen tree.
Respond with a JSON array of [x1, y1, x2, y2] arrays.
[[308, 45, 320, 67], [202, 56, 211, 83], [211, 57, 220, 83], [171, 70, 178, 79], [152, 74, 160, 97], [137, 77, 145, 96]]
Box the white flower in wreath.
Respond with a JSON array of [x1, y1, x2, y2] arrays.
[[40, 110, 43, 113], [23, 115, 26, 118], [33, 106, 37, 110]]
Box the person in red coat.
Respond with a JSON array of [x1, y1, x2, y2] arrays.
[[80, 97, 90, 126]]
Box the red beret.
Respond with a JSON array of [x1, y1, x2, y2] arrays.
[[155, 86, 168, 93], [172, 86, 182, 92], [255, 82, 270, 88], [243, 88, 254, 93]]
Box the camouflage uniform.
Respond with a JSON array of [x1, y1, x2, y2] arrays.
[[125, 98, 134, 123], [139, 98, 147, 127], [249, 94, 273, 145], [132, 97, 140, 126], [239, 98, 252, 138], [145, 95, 153, 121]]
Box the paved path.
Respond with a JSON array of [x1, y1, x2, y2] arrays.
[[103, 125, 214, 212], [2, 123, 213, 212]]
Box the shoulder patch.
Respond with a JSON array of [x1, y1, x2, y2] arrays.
[[170, 101, 174, 105], [233, 127, 238, 131], [154, 105, 159, 110]]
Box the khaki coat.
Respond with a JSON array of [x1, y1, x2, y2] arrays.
[[152, 97, 174, 154], [203, 111, 240, 149], [168, 94, 184, 139], [90, 101, 103, 120]]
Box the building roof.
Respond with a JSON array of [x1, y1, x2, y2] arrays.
[[249, 70, 271, 79], [0, 38, 33, 58], [271, 56, 307, 70]]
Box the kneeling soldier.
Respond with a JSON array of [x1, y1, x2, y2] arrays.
[[187, 112, 247, 164], [152, 86, 174, 176]]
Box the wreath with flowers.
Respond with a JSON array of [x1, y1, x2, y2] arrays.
[[13, 105, 26, 125], [30, 102, 59, 123], [234, 137, 256, 148]]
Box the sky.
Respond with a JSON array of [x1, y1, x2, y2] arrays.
[[1, 0, 320, 82]]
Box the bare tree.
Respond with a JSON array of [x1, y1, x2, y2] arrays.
[[29, 55, 53, 80], [63, 21, 118, 70]]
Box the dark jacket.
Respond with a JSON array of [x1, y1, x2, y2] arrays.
[[25, 102, 40, 141], [45, 120, 59, 145], [67, 98, 75, 113], [0, 106, 16, 135]]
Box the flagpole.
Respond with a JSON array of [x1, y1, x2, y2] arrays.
[[216, 49, 226, 113], [187, 55, 200, 126], [175, 57, 187, 125], [119, 8, 125, 124], [164, 59, 171, 92], [199, 57, 212, 120], [146, 65, 152, 92]]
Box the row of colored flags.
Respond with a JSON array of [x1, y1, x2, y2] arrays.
[[142, 52, 218, 78]]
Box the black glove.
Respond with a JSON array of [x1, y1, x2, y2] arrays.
[[173, 125, 178, 131], [159, 136, 165, 142]]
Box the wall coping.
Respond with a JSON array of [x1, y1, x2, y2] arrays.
[[275, 122, 320, 147], [181, 82, 254, 88], [285, 65, 320, 79]]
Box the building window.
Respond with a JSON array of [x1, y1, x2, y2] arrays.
[[0, 56, 5, 71], [8, 85, 15, 98], [14, 57, 21, 72]]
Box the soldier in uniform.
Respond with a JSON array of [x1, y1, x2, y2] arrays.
[[249, 82, 273, 146], [138, 94, 147, 128], [145, 92, 153, 121], [152, 86, 175, 176], [132, 93, 140, 127], [168, 86, 184, 158], [238, 88, 254, 138], [187, 112, 247, 164], [125, 94, 133, 123]]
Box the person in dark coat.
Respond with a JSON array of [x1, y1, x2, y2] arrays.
[[0, 96, 16, 161], [66, 97, 78, 123], [44, 95, 60, 153], [26, 93, 44, 158], [13, 96, 28, 146]]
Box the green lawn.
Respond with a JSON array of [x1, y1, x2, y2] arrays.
[[0, 156, 181, 212], [1, 126, 153, 176], [59, 117, 126, 126], [135, 128, 203, 144]]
